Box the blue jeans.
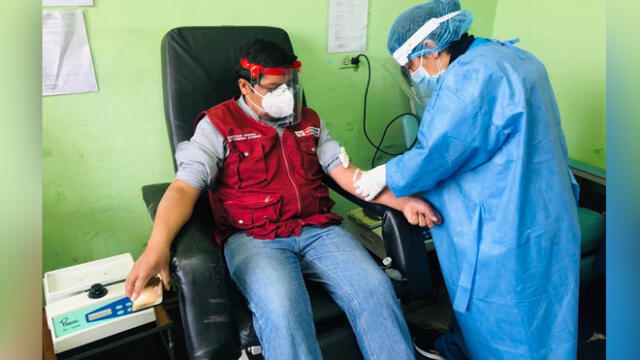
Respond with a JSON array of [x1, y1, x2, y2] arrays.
[[224, 225, 415, 360]]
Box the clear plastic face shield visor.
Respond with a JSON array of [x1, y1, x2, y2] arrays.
[[385, 11, 461, 114], [383, 59, 429, 118], [240, 58, 303, 126]]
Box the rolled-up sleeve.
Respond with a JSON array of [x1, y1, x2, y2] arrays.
[[175, 117, 228, 190], [317, 119, 342, 174]]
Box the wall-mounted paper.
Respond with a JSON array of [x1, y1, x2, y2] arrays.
[[328, 0, 369, 53], [43, 0, 94, 6], [42, 10, 98, 96]]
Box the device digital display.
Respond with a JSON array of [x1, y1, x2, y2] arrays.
[[87, 309, 112, 321]]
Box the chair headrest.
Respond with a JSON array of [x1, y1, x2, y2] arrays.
[[161, 26, 294, 169]]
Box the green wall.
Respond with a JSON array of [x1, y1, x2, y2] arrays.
[[492, 0, 606, 169], [42, 0, 505, 272]]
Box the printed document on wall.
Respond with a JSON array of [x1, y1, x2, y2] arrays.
[[42, 10, 98, 96], [43, 0, 94, 6], [328, 0, 369, 53]]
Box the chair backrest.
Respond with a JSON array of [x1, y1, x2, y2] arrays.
[[161, 26, 295, 170]]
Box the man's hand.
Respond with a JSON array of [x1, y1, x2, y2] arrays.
[[401, 197, 442, 228], [125, 244, 171, 301]]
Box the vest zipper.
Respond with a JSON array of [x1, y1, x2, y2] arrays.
[[278, 133, 302, 215]]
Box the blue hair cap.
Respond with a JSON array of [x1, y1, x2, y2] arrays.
[[387, 0, 473, 61]]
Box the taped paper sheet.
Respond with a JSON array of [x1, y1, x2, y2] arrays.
[[42, 9, 98, 95], [43, 0, 94, 6], [328, 0, 369, 53]]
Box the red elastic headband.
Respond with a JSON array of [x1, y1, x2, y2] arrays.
[[240, 58, 302, 79]]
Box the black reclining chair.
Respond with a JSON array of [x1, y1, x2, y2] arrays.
[[141, 26, 434, 360]]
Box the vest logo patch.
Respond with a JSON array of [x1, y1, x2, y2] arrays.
[[227, 133, 262, 142], [295, 127, 320, 138]]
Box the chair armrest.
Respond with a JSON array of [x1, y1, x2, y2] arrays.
[[322, 175, 389, 219], [320, 176, 434, 299], [141, 183, 240, 360], [381, 209, 434, 299]]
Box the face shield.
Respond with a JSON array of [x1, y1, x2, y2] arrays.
[[383, 57, 430, 117], [240, 58, 303, 126], [384, 10, 463, 115], [391, 10, 461, 67]]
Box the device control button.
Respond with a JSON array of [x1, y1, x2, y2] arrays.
[[117, 310, 124, 315], [125, 301, 132, 307], [126, 307, 132, 312], [115, 305, 123, 310]]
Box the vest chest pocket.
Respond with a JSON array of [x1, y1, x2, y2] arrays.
[[224, 194, 281, 229], [297, 138, 322, 178], [228, 140, 268, 188]]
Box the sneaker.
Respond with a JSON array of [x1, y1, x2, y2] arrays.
[[415, 347, 447, 360], [412, 328, 447, 360]]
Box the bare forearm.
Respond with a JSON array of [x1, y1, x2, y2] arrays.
[[370, 186, 411, 211], [147, 180, 201, 250], [328, 164, 410, 211]]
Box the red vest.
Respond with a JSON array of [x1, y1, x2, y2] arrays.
[[200, 98, 342, 245]]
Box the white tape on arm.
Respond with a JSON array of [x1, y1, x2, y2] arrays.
[[353, 168, 362, 182], [338, 146, 350, 168]]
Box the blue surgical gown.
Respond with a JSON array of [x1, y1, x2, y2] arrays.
[[387, 39, 581, 359]]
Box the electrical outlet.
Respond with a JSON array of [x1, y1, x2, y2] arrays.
[[339, 55, 359, 70]]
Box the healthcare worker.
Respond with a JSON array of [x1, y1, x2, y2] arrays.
[[353, 0, 581, 359]]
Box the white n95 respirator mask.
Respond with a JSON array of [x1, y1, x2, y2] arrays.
[[251, 84, 295, 119]]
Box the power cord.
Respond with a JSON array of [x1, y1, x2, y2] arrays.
[[353, 54, 420, 168], [371, 112, 419, 168]]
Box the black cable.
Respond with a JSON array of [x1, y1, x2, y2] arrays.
[[356, 54, 394, 156], [355, 54, 420, 167], [371, 112, 420, 168]]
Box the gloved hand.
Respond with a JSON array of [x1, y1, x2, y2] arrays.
[[354, 164, 387, 201]]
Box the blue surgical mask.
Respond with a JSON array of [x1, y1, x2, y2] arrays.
[[410, 56, 443, 92]]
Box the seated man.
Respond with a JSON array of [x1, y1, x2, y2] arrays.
[[126, 39, 440, 360]]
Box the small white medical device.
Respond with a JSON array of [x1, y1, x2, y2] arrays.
[[43, 253, 156, 353]]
